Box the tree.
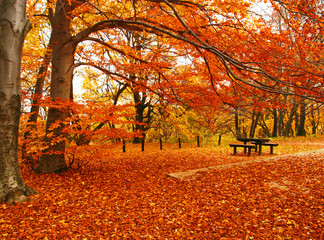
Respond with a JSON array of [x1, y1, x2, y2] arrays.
[[34, 0, 155, 173], [0, 0, 38, 203], [22, 44, 51, 164]]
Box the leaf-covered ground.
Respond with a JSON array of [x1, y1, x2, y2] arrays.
[[1, 137, 324, 239]]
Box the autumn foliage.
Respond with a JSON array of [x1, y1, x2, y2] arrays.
[[18, 0, 324, 172], [20, 95, 141, 170], [1, 138, 324, 238], [1, 0, 324, 237]]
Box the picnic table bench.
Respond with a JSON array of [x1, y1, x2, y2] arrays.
[[229, 143, 256, 156], [256, 142, 279, 154], [230, 138, 279, 155]]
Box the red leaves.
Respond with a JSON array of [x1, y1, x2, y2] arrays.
[[2, 140, 324, 238]]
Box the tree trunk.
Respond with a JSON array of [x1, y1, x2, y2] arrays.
[[133, 91, 146, 143], [259, 113, 271, 137], [308, 103, 320, 135], [234, 107, 241, 138], [278, 108, 285, 136], [0, 0, 38, 203], [22, 44, 51, 163], [272, 108, 278, 137], [296, 100, 307, 137], [26, 44, 52, 125], [132, 88, 154, 144], [283, 101, 298, 137], [35, 1, 75, 173], [295, 110, 299, 134], [249, 110, 260, 138]]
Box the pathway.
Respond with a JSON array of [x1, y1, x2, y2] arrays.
[[167, 148, 324, 180]]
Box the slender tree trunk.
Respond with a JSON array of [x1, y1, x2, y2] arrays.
[[296, 100, 306, 137], [22, 44, 51, 162], [295, 111, 299, 134], [242, 118, 247, 138], [308, 104, 320, 135], [278, 108, 285, 136], [35, 2, 75, 173], [0, 0, 38, 203], [26, 45, 52, 125], [234, 107, 241, 138], [272, 108, 278, 137]]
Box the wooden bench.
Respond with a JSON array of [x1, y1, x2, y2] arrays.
[[260, 142, 279, 154], [251, 142, 279, 154], [229, 144, 256, 156]]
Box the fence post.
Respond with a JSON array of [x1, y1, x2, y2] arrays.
[[122, 140, 126, 152]]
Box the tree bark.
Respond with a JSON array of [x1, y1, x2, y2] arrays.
[[278, 108, 285, 136], [234, 107, 241, 138], [0, 0, 38, 203], [272, 108, 278, 137], [133, 91, 146, 143], [35, 1, 75, 173], [27, 44, 52, 125], [308, 103, 320, 135], [132, 91, 154, 143], [249, 110, 260, 138], [296, 99, 307, 137], [283, 101, 298, 137]]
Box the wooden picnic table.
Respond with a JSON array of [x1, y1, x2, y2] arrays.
[[237, 138, 270, 155]]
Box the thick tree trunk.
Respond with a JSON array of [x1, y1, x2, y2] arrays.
[[0, 0, 38, 203], [35, 1, 75, 173]]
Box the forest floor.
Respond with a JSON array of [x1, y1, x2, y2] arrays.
[[1, 136, 324, 239]]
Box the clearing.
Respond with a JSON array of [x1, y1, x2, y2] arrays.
[[1, 137, 323, 239]]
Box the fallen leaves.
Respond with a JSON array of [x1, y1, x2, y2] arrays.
[[1, 140, 324, 239]]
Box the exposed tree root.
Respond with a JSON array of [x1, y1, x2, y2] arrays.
[[4, 186, 39, 205]]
